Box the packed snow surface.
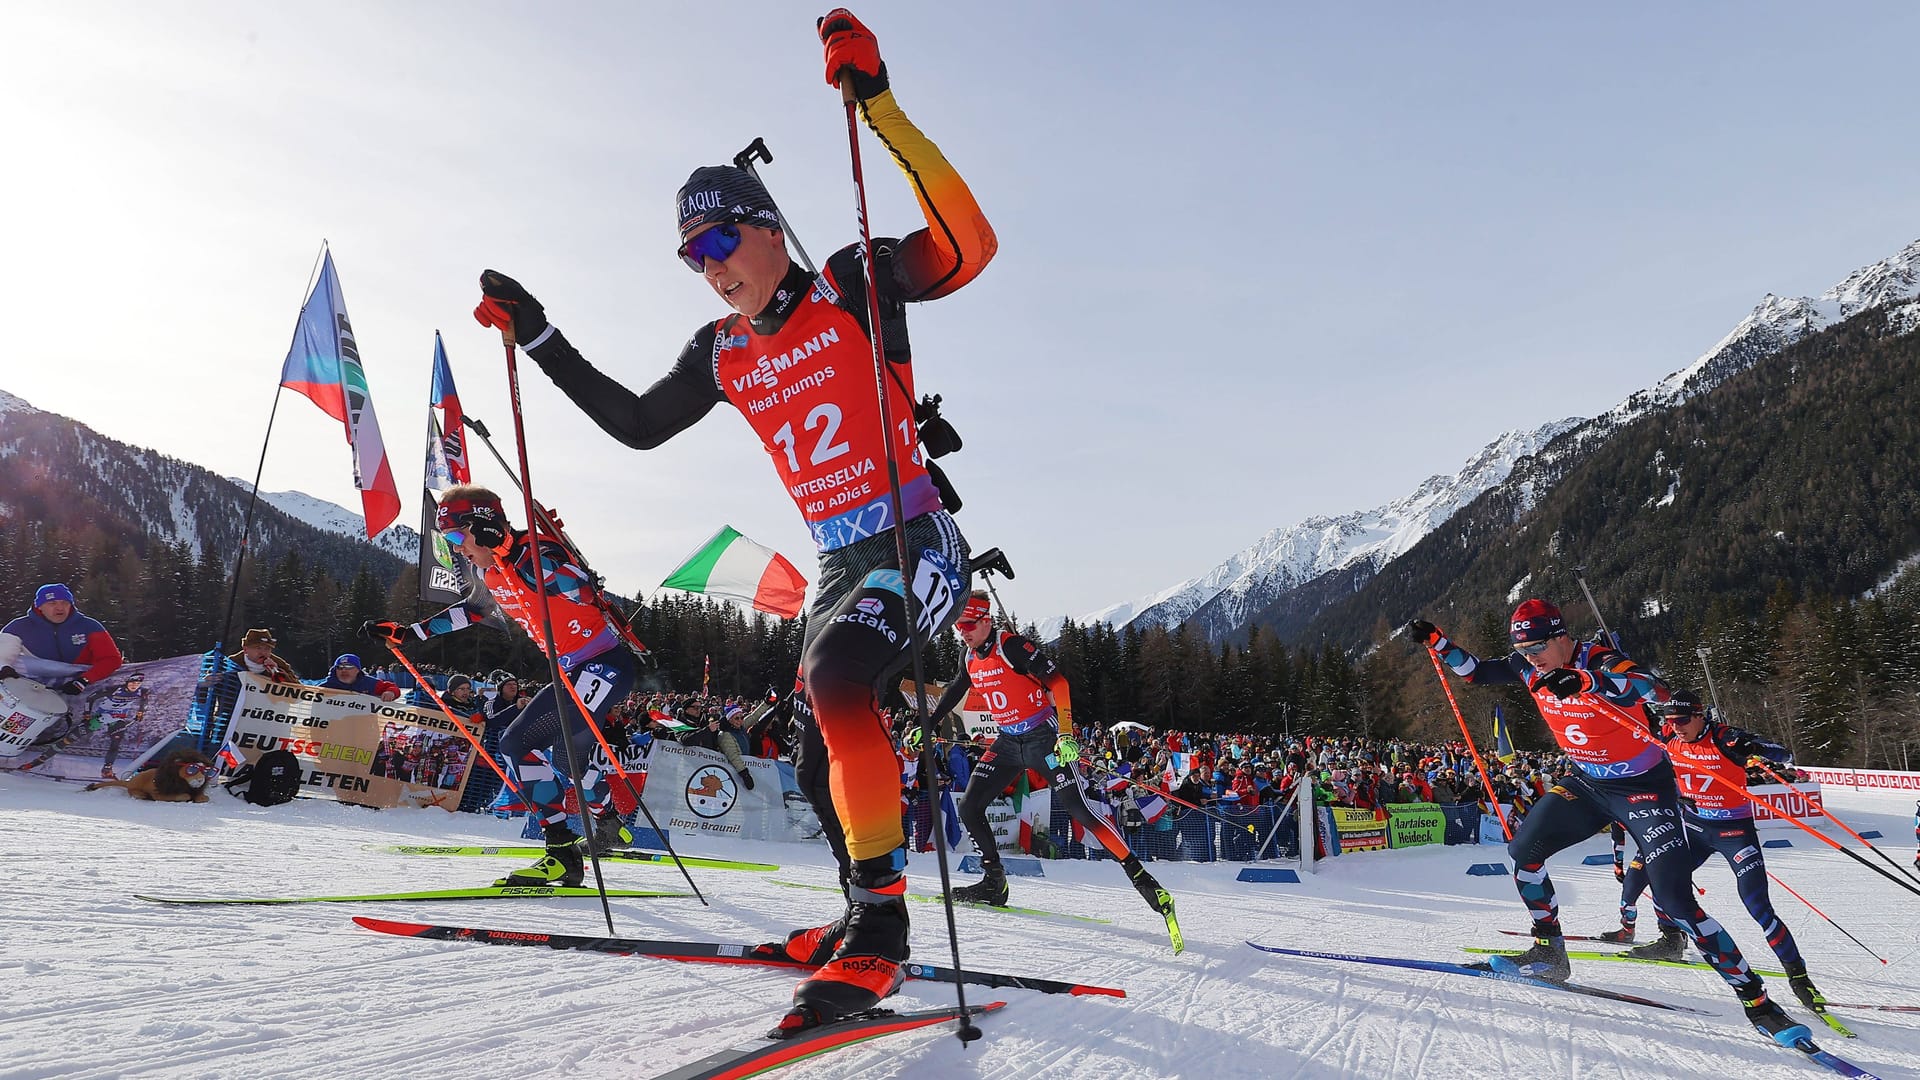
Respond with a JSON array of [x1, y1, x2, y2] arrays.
[[4, 774, 1917, 1079]]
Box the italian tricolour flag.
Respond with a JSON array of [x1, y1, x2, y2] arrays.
[[661, 526, 808, 619]]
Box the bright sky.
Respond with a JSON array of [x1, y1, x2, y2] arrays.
[[7, 2, 1919, 623]]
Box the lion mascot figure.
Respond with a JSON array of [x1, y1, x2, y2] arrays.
[[84, 749, 214, 803]]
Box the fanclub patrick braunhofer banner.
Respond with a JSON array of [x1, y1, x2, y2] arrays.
[[224, 673, 477, 810]]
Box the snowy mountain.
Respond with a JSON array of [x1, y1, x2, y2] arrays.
[[228, 478, 419, 561], [1037, 419, 1579, 643], [0, 388, 408, 584], [1050, 237, 1920, 645], [1562, 237, 1920, 457]]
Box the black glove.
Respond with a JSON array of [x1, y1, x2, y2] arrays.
[[58, 677, 87, 696], [0, 666, 19, 681], [1406, 620, 1444, 649], [473, 270, 550, 346], [1536, 668, 1588, 699], [360, 620, 407, 646]]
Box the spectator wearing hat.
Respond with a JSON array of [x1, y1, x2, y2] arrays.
[[0, 583, 123, 695], [321, 654, 400, 701], [226, 628, 302, 684]]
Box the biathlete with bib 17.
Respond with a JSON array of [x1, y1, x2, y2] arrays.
[[1610, 694, 1831, 1014], [926, 592, 1180, 946], [469, 9, 994, 1032], [362, 486, 644, 887], [1408, 599, 1809, 1043]]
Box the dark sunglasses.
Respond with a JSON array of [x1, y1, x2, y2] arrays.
[[678, 222, 743, 272], [1513, 636, 1560, 656]]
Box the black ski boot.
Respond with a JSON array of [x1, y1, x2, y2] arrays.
[[1125, 858, 1175, 916], [1597, 926, 1636, 944], [496, 822, 585, 887], [591, 810, 634, 850], [1490, 921, 1571, 983], [1784, 963, 1827, 1012], [948, 862, 1009, 907], [1623, 927, 1687, 962], [1742, 989, 1811, 1047]]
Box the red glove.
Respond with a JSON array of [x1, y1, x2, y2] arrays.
[[818, 9, 888, 98], [473, 270, 549, 345]]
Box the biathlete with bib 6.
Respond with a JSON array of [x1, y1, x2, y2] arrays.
[[1409, 599, 1808, 1042]]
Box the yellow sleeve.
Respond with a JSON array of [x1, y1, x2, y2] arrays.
[[860, 89, 998, 301]]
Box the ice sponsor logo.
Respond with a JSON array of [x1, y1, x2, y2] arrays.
[[685, 764, 738, 819]]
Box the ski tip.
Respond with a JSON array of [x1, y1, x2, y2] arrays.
[[352, 916, 430, 935], [1069, 985, 1127, 998]]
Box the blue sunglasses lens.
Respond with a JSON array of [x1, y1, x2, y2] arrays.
[[679, 223, 743, 272], [441, 528, 468, 546]]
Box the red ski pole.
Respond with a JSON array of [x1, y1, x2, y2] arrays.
[[1426, 648, 1512, 841], [383, 643, 524, 801], [1764, 869, 1887, 964], [495, 331, 619, 934]]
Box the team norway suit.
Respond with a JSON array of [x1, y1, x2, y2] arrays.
[[407, 533, 634, 827], [1436, 636, 1765, 994], [1619, 719, 1804, 969]]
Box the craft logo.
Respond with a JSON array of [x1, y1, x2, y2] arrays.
[[685, 765, 737, 819]]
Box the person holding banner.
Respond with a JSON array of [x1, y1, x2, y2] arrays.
[[0, 583, 122, 695], [928, 593, 1178, 932], [363, 486, 641, 887], [1409, 599, 1804, 1040], [1610, 695, 1829, 1012]]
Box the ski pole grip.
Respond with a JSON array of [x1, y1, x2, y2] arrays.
[[733, 137, 772, 170], [840, 73, 858, 106]]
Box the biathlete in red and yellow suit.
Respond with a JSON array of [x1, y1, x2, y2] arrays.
[[469, 10, 991, 1029], [928, 593, 1178, 929], [362, 485, 642, 888], [1410, 599, 1807, 1041]]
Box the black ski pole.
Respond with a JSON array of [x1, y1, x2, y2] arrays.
[[835, 69, 978, 1045]]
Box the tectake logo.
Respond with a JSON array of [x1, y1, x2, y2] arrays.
[[856, 597, 885, 616]]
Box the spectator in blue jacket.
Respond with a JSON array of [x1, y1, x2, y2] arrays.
[[321, 654, 400, 701], [0, 583, 123, 695]]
